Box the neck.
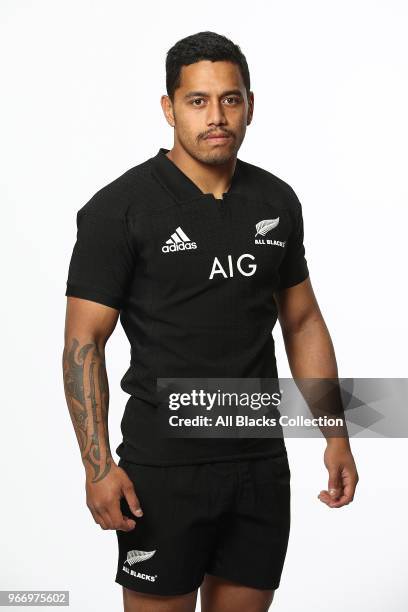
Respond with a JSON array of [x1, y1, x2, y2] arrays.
[[166, 143, 236, 200]]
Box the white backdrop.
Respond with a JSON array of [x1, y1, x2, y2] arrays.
[[1, 1, 407, 610]]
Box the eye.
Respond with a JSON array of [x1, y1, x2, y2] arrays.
[[191, 98, 205, 106], [224, 96, 240, 105]]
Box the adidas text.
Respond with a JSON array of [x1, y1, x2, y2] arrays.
[[162, 226, 197, 253], [162, 242, 197, 253]]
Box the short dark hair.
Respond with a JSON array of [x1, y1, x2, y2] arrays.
[[165, 31, 251, 101]]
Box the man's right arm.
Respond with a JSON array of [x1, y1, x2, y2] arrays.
[[62, 296, 143, 531]]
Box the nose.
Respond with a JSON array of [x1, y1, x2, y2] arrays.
[[206, 99, 227, 126]]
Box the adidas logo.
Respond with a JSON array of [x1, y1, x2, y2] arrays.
[[162, 226, 197, 253]]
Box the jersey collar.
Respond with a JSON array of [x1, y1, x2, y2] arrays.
[[151, 147, 245, 203]]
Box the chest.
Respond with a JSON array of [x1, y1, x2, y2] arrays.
[[129, 195, 293, 294]]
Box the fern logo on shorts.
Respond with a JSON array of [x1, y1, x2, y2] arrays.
[[125, 549, 156, 565], [122, 549, 158, 582]]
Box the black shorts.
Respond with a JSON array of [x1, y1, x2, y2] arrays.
[[115, 452, 291, 596]]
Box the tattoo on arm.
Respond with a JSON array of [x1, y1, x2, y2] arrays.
[[62, 338, 112, 482]]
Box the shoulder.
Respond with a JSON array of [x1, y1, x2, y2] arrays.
[[76, 156, 157, 220], [238, 157, 302, 214]]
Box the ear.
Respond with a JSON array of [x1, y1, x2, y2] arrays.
[[161, 95, 175, 128], [247, 91, 254, 126]]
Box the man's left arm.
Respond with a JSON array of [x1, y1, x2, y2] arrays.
[[274, 276, 359, 508]]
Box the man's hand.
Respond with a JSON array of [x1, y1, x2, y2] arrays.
[[318, 440, 359, 508], [85, 462, 143, 531]]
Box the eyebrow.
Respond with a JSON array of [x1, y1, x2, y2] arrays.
[[184, 89, 243, 99]]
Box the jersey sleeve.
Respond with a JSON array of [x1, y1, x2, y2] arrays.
[[277, 188, 309, 290], [65, 197, 136, 310]]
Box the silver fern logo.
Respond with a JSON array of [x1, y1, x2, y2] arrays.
[[254, 217, 286, 247], [255, 218, 280, 237], [125, 549, 156, 566]]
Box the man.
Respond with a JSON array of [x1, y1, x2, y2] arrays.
[[63, 31, 359, 612]]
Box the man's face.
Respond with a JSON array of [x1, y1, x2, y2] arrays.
[[163, 60, 253, 165]]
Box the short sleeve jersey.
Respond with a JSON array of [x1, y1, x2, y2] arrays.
[[65, 148, 309, 466]]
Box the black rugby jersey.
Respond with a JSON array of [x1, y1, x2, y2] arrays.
[[65, 148, 309, 465]]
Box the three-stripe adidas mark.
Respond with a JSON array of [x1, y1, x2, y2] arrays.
[[162, 226, 197, 253]]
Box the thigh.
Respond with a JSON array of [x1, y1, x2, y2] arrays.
[[205, 453, 291, 592], [200, 574, 274, 612], [122, 585, 198, 612], [115, 459, 216, 597]]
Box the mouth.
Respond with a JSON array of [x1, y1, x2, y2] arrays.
[[203, 133, 232, 144]]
